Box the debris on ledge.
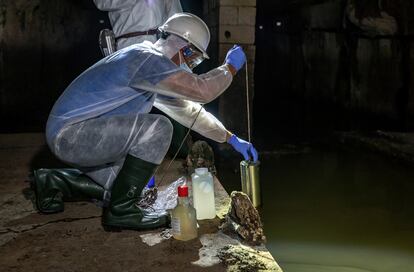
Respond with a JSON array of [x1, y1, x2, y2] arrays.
[[218, 244, 279, 272], [219, 191, 266, 246]]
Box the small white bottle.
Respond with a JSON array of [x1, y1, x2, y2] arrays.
[[191, 168, 216, 220], [171, 185, 198, 241]]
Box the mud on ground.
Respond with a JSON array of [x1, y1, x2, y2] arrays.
[[0, 134, 225, 272]]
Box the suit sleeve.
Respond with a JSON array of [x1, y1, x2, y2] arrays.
[[153, 96, 228, 143]]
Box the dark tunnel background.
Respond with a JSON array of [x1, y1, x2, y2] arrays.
[[1, 0, 414, 148], [0, 0, 203, 133], [254, 0, 414, 148], [0, 1, 109, 132]]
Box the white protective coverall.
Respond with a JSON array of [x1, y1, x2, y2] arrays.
[[46, 40, 232, 200], [94, 0, 183, 48]]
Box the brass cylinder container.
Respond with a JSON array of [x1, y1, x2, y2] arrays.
[[240, 160, 261, 207]]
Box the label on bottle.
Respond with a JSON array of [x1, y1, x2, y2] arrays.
[[171, 217, 181, 235]]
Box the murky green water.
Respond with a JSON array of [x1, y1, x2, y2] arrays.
[[218, 146, 414, 272]]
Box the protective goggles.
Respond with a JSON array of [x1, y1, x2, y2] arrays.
[[180, 44, 205, 70]]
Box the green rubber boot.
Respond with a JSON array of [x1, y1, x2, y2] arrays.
[[103, 155, 170, 230], [33, 168, 105, 214]]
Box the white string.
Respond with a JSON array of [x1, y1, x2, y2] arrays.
[[155, 106, 203, 187], [139, 106, 203, 207], [245, 60, 251, 142]]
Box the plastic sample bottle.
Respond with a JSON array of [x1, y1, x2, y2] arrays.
[[171, 185, 198, 241], [191, 168, 216, 220]]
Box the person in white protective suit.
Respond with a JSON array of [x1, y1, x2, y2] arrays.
[[94, 0, 182, 49], [33, 13, 258, 230]]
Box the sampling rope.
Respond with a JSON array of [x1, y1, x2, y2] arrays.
[[139, 58, 251, 208], [138, 106, 203, 208], [245, 59, 251, 142], [156, 106, 203, 187]]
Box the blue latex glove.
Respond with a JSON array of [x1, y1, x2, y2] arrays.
[[224, 45, 246, 72], [146, 176, 155, 188], [227, 134, 259, 162]]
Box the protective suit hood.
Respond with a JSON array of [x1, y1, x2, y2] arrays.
[[153, 34, 188, 60]]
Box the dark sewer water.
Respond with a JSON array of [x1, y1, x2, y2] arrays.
[[217, 146, 414, 272]]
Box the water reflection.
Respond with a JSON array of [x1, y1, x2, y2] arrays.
[[217, 146, 414, 272]]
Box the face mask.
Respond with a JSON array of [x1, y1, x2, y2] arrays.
[[178, 51, 193, 73], [180, 62, 192, 73]]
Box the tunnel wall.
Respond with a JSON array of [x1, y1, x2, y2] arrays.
[[254, 0, 414, 140], [0, 0, 225, 133], [203, 0, 256, 141], [0, 0, 109, 132], [2, 0, 413, 138]]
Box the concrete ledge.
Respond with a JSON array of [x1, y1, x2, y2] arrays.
[[0, 133, 281, 271]]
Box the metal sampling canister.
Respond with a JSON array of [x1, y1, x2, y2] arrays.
[[240, 160, 261, 207]]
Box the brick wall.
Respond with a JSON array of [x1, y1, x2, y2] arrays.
[[204, 0, 257, 141]]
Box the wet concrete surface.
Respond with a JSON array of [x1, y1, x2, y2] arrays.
[[0, 133, 281, 272]]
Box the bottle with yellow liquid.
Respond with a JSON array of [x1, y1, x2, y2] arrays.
[[171, 185, 198, 241]]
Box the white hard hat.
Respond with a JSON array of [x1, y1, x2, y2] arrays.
[[159, 13, 210, 59]]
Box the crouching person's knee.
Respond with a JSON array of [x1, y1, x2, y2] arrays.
[[155, 115, 174, 150], [145, 115, 174, 163]]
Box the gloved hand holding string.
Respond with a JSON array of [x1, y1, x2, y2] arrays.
[[227, 134, 259, 162], [224, 46, 256, 162], [224, 45, 246, 75]]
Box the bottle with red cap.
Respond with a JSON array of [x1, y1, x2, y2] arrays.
[[171, 184, 198, 241]]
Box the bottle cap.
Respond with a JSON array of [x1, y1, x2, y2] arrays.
[[195, 168, 208, 175], [178, 185, 188, 197]]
